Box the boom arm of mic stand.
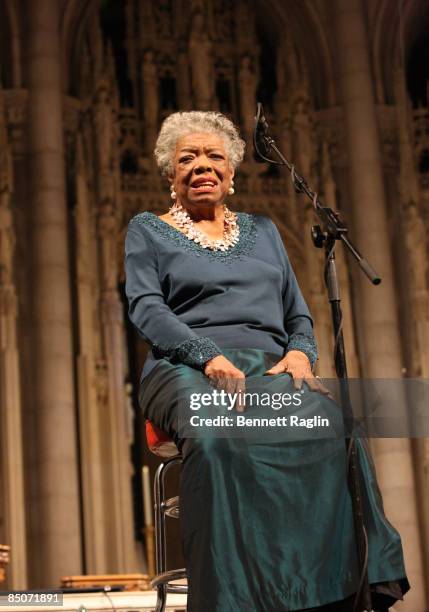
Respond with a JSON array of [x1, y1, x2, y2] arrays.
[[266, 139, 381, 285]]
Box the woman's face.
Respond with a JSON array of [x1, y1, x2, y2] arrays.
[[171, 132, 234, 210]]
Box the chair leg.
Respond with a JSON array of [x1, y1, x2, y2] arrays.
[[154, 460, 168, 574], [155, 584, 167, 612], [153, 456, 183, 611]]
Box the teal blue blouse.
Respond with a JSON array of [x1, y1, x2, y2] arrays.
[[124, 211, 317, 382]]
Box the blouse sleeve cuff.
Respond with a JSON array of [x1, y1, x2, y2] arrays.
[[285, 333, 318, 370], [153, 337, 222, 370]]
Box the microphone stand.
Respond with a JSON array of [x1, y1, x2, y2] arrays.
[[253, 103, 376, 612]]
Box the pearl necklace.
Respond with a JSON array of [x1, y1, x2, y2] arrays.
[[168, 201, 240, 251]]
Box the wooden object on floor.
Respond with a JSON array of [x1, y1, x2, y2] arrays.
[[60, 573, 151, 591], [0, 545, 10, 583]]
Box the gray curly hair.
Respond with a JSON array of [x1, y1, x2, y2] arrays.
[[154, 111, 246, 176]]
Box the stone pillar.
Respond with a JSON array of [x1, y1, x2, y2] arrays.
[[98, 202, 141, 572], [333, 1, 426, 609], [0, 101, 28, 586], [0, 289, 27, 589], [25, 0, 82, 585], [302, 202, 336, 378], [177, 51, 192, 111], [74, 136, 108, 572], [320, 142, 360, 378], [124, 0, 138, 111], [141, 50, 159, 154]]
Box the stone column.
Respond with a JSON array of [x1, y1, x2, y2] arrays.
[[141, 50, 159, 154], [74, 136, 107, 572], [333, 1, 426, 609], [320, 142, 360, 378], [98, 202, 140, 572], [0, 106, 28, 586], [302, 202, 336, 378], [177, 51, 192, 111], [0, 290, 27, 589], [25, 0, 82, 585], [0, 88, 27, 589]]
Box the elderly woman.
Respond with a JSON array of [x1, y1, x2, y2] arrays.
[[125, 111, 409, 612]]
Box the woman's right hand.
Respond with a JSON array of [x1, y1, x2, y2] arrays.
[[203, 355, 246, 412]]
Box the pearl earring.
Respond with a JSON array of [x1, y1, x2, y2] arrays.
[[170, 185, 177, 200], [228, 180, 235, 196]]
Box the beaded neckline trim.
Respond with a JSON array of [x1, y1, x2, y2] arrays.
[[131, 210, 258, 262]]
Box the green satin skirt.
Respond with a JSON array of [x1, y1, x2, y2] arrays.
[[140, 349, 409, 612]]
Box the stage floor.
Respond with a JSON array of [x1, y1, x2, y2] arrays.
[[0, 589, 187, 611]]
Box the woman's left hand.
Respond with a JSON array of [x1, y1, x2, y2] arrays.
[[264, 350, 333, 399]]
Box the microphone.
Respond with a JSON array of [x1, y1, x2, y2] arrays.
[[253, 102, 272, 162]]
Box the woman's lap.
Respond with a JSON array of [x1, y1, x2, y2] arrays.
[[140, 349, 409, 611]]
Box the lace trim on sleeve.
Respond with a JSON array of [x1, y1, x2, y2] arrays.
[[285, 333, 318, 370], [153, 336, 222, 369]]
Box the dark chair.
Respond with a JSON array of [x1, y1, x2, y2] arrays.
[[146, 420, 187, 612]]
